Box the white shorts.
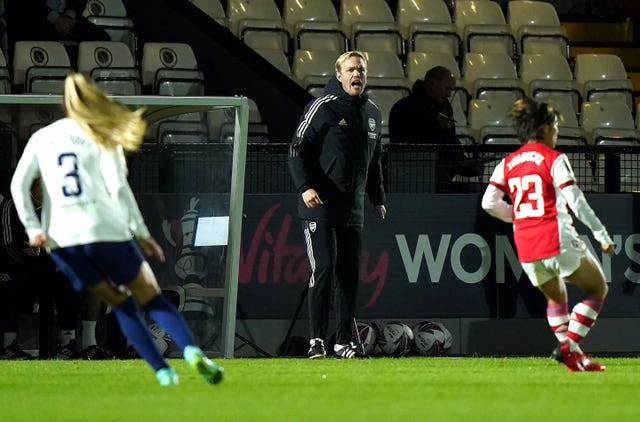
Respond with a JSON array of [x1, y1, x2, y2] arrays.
[[521, 237, 590, 287]]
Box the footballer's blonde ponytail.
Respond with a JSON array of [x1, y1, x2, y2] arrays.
[[63, 72, 146, 152]]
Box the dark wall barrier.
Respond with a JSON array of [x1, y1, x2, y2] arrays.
[[139, 193, 640, 320]]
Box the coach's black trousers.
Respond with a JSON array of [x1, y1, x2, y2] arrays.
[[302, 220, 361, 345]]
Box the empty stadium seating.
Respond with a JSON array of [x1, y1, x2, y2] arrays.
[[77, 41, 141, 95], [455, 0, 515, 58], [283, 0, 347, 51], [13, 41, 72, 94], [507, 0, 568, 57], [340, 0, 403, 54], [396, 0, 460, 58]]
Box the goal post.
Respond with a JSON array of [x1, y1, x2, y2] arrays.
[[0, 94, 249, 358]]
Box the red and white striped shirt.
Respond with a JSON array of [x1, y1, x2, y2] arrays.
[[482, 142, 612, 262]]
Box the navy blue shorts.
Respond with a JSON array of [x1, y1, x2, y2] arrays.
[[50, 240, 145, 291]]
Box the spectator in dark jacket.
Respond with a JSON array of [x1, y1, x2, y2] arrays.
[[388, 66, 484, 192], [288, 51, 386, 359]]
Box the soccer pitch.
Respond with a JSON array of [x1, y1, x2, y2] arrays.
[[1, 357, 639, 421]]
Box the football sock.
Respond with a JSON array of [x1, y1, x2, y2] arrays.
[[58, 329, 75, 347], [566, 295, 604, 349], [81, 320, 98, 349], [546, 302, 569, 341], [113, 296, 166, 371], [143, 294, 195, 351], [3, 332, 17, 348]]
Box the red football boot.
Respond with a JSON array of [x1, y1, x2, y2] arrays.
[[558, 340, 585, 372], [579, 353, 606, 372]]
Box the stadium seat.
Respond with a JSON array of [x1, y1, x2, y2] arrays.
[[455, 0, 515, 58], [209, 98, 269, 143], [396, 0, 460, 59], [0, 47, 10, 93], [17, 106, 64, 141], [13, 41, 72, 94], [227, 0, 290, 55], [507, 0, 568, 57], [84, 0, 136, 54], [156, 120, 210, 144], [519, 53, 580, 113], [141, 42, 205, 95], [292, 49, 335, 96], [254, 48, 293, 78], [580, 101, 639, 144], [362, 51, 406, 87], [467, 98, 517, 145], [283, 0, 347, 52], [77, 41, 141, 95], [189, 0, 226, 26], [340, 0, 403, 55], [461, 52, 524, 103], [574, 54, 634, 113]]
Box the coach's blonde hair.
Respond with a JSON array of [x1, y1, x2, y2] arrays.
[[334, 51, 367, 73], [64, 73, 146, 152]]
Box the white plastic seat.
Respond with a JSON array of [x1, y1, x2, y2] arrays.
[[209, 98, 269, 143], [157, 120, 210, 144], [17, 106, 64, 141], [340, 0, 403, 55], [461, 52, 524, 103], [0, 47, 10, 93], [84, 0, 136, 54], [507, 0, 568, 57], [362, 51, 406, 87], [190, 0, 226, 26], [468, 98, 517, 145], [519, 53, 580, 113], [580, 101, 638, 145], [77, 41, 141, 95], [574, 54, 634, 113], [455, 0, 515, 58], [283, 0, 347, 51], [13, 41, 72, 94], [141, 42, 204, 96], [227, 0, 290, 54], [254, 48, 293, 78], [292, 49, 335, 95], [396, 0, 459, 58]]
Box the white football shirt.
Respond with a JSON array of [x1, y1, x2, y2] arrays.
[[10, 117, 150, 249]]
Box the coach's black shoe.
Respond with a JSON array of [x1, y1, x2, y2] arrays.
[[79, 345, 113, 360], [0, 340, 34, 360], [308, 338, 326, 359], [57, 340, 81, 360], [334, 342, 366, 359]]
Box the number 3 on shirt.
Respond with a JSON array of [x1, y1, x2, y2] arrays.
[[508, 175, 544, 219], [58, 153, 83, 197]]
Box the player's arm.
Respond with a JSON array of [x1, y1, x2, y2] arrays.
[[553, 155, 614, 252], [481, 160, 512, 223]]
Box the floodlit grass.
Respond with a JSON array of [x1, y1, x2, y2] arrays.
[[1, 357, 639, 421]]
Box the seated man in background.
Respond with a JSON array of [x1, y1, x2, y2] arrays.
[[388, 66, 484, 192]]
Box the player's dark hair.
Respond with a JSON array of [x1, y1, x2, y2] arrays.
[[509, 97, 558, 144]]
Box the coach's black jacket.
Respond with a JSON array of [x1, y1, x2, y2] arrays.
[[288, 76, 385, 227]]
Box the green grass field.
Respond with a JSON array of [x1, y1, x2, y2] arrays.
[[1, 357, 639, 421]]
